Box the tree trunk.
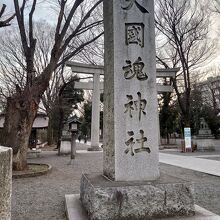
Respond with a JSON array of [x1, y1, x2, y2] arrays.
[[184, 117, 190, 128], [57, 96, 64, 155], [2, 91, 38, 171], [166, 132, 170, 145], [183, 108, 191, 128], [47, 114, 54, 146]]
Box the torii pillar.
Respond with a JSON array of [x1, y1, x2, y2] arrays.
[[87, 72, 101, 151]]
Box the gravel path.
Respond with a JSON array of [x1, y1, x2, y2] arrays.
[[12, 151, 103, 220], [12, 150, 220, 220]]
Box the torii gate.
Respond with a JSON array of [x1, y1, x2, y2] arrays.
[[66, 61, 179, 151], [66, 61, 104, 151]]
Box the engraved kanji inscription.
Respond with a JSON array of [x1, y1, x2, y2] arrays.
[[122, 60, 135, 80], [125, 131, 135, 156], [134, 130, 151, 154], [122, 57, 148, 81], [134, 57, 148, 80], [124, 95, 134, 118], [124, 130, 150, 156], [120, 0, 149, 13], [124, 92, 147, 120], [126, 23, 144, 47], [134, 92, 147, 121]]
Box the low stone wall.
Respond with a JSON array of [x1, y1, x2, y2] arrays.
[[195, 139, 215, 151], [161, 138, 220, 150], [0, 146, 12, 220]]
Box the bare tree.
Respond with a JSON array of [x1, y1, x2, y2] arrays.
[[0, 22, 65, 109], [0, 4, 15, 28], [0, 28, 25, 101], [73, 4, 104, 65], [0, 19, 101, 146], [0, 3, 16, 109], [155, 0, 214, 127], [2, 0, 103, 171], [200, 67, 220, 111]]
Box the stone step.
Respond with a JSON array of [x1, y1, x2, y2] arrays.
[[65, 194, 87, 220]]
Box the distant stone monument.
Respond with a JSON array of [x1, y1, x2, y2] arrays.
[[198, 117, 213, 137], [0, 146, 12, 220], [196, 117, 215, 151], [80, 0, 194, 219]]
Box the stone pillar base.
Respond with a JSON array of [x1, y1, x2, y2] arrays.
[[0, 146, 12, 220], [80, 173, 195, 220], [87, 146, 102, 151]]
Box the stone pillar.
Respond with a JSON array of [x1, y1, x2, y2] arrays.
[[88, 72, 101, 151], [68, 133, 77, 165], [80, 1, 195, 219], [0, 146, 12, 220], [71, 132, 77, 159], [103, 0, 159, 181]]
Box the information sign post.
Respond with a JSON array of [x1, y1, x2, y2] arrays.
[[184, 127, 192, 152]]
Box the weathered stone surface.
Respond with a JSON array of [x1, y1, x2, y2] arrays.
[[80, 173, 195, 220], [0, 146, 12, 220], [103, 0, 115, 180]]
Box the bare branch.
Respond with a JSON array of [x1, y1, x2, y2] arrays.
[[61, 0, 103, 53], [59, 0, 84, 42], [0, 4, 6, 17], [0, 4, 15, 28], [29, 0, 37, 46], [55, 0, 66, 41], [13, 0, 28, 56], [57, 31, 104, 67]]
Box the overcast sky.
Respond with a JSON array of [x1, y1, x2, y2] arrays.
[[1, 0, 220, 69], [1, 0, 57, 22]]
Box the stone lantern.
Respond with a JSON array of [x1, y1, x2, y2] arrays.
[[67, 116, 81, 163]]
